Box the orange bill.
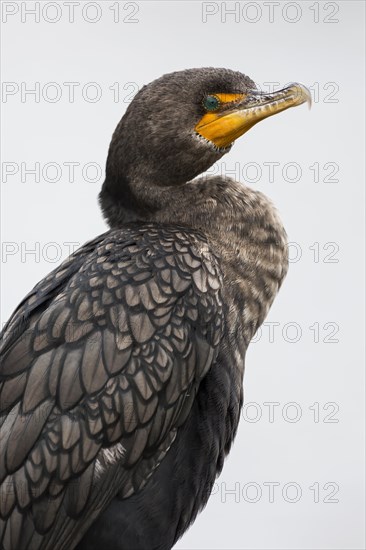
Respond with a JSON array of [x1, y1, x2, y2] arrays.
[[195, 84, 311, 148]]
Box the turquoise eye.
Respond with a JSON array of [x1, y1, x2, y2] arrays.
[[203, 95, 220, 111]]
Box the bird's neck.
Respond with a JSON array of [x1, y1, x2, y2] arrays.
[[100, 174, 288, 344]]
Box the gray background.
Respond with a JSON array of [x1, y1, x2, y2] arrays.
[[1, 1, 365, 549]]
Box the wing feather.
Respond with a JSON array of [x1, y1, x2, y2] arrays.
[[0, 224, 223, 549]]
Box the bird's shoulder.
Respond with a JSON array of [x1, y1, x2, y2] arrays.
[[1, 223, 222, 353]]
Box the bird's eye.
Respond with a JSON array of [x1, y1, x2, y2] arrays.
[[203, 95, 220, 111]]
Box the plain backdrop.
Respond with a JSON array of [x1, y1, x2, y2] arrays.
[[1, 1, 365, 549]]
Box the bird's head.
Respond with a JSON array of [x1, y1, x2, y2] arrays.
[[102, 68, 310, 223]]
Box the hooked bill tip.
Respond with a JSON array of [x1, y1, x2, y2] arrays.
[[288, 83, 312, 110]]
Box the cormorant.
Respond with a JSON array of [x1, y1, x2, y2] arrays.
[[0, 68, 310, 550]]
